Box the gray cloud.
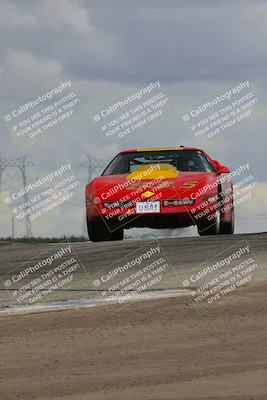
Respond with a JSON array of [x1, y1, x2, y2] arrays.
[[0, 0, 266, 237]]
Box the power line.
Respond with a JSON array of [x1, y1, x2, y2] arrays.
[[0, 155, 35, 238]]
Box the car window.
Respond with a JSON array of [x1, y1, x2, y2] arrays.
[[102, 150, 216, 175]]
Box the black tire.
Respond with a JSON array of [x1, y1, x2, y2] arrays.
[[87, 219, 123, 242], [220, 208, 234, 234], [197, 208, 221, 236]]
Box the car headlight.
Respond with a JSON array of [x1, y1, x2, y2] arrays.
[[163, 199, 195, 206]]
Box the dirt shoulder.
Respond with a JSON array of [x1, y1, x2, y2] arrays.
[[1, 282, 267, 400]]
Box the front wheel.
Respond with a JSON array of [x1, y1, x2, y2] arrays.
[[87, 219, 124, 242], [220, 208, 234, 234], [197, 208, 221, 236]]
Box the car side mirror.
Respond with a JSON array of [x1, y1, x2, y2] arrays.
[[212, 160, 231, 174]]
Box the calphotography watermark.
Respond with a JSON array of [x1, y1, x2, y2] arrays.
[[182, 158, 258, 233], [90, 240, 177, 312], [181, 241, 265, 314], [87, 161, 180, 232], [1, 77, 84, 147], [181, 77, 262, 140], [91, 76, 171, 142], [3, 159, 81, 229], [0, 242, 88, 306]]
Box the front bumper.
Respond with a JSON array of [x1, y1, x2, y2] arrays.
[[86, 197, 219, 229]]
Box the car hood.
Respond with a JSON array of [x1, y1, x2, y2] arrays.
[[88, 164, 218, 202]]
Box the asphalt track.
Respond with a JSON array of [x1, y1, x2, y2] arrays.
[[1, 233, 267, 400], [0, 232, 267, 314]]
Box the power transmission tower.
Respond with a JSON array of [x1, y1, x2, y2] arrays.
[[77, 154, 107, 236], [77, 154, 107, 183], [0, 155, 35, 238]]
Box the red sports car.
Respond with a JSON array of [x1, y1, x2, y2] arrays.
[[85, 147, 234, 241]]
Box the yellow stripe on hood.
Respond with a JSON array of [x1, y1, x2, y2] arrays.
[[127, 163, 179, 180]]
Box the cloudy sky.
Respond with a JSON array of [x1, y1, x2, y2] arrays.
[[0, 0, 266, 237]]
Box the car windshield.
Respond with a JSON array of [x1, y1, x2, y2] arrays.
[[102, 150, 216, 175]]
